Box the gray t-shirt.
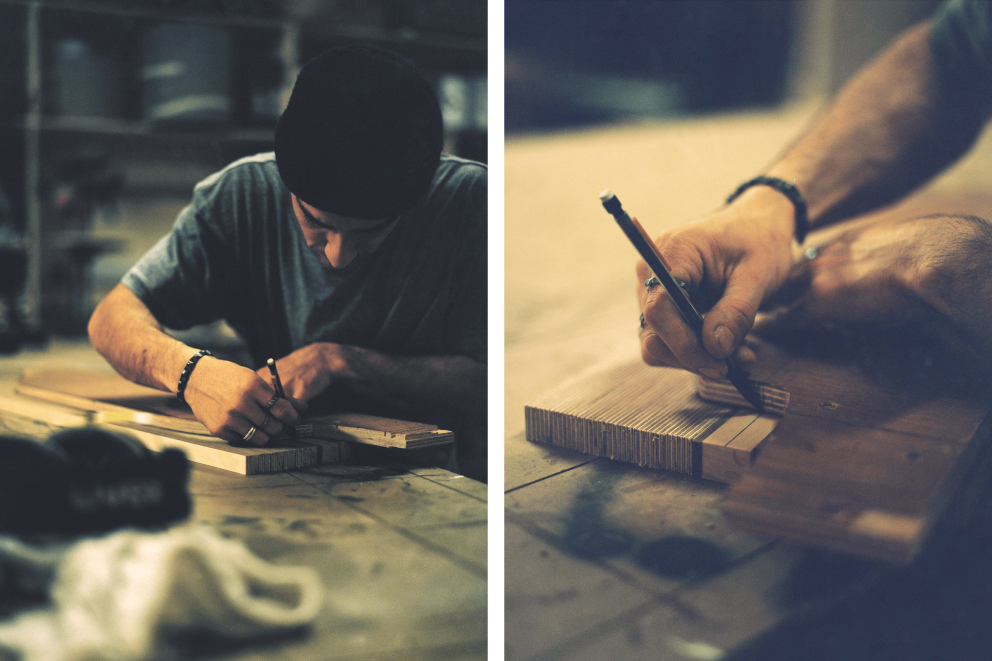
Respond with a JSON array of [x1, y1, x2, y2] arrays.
[[123, 153, 487, 369]]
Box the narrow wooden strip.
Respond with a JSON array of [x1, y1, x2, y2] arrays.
[[695, 375, 791, 415], [110, 421, 320, 475], [726, 414, 781, 453], [700, 411, 760, 447], [16, 382, 209, 435], [0, 393, 91, 428]]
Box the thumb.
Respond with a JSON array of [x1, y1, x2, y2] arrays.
[[700, 271, 766, 360]]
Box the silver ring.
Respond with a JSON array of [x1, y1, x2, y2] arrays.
[[265, 395, 278, 409], [646, 275, 688, 290], [804, 245, 823, 260], [639, 313, 646, 331], [242, 426, 257, 442]]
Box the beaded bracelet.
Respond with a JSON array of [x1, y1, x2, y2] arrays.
[[176, 349, 212, 403], [726, 175, 810, 244]]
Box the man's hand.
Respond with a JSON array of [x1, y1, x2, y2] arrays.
[[256, 343, 352, 402], [638, 185, 795, 377], [185, 357, 304, 446]]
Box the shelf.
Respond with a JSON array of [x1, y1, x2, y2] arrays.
[[1, 0, 487, 53], [13, 114, 275, 143]]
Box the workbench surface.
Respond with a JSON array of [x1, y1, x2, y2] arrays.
[[0, 341, 487, 661], [505, 106, 992, 661]]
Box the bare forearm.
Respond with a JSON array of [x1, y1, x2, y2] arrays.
[[329, 345, 486, 421], [768, 21, 986, 228], [88, 283, 195, 394]]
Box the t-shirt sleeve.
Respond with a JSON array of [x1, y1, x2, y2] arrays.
[[442, 165, 487, 360], [121, 181, 237, 330], [931, 0, 992, 115]]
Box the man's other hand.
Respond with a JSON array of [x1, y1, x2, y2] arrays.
[[257, 343, 352, 402], [754, 214, 992, 355]]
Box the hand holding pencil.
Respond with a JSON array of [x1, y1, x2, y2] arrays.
[[601, 190, 791, 410]]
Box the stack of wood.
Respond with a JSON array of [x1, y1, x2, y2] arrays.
[[2, 369, 454, 476], [525, 359, 786, 484]]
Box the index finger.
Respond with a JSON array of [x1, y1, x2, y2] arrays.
[[643, 280, 729, 376]]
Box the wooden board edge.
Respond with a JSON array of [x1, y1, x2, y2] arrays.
[[0, 393, 91, 428], [16, 382, 210, 436], [700, 414, 780, 483], [724, 499, 923, 564], [109, 421, 322, 475]]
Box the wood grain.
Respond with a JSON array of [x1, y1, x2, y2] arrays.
[[723, 331, 992, 564]]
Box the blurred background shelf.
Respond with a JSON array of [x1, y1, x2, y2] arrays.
[[0, 0, 487, 340]]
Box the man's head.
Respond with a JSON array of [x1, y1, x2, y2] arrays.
[[275, 44, 443, 222]]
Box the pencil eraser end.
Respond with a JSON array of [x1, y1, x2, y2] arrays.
[[267, 358, 275, 366], [600, 190, 622, 215]]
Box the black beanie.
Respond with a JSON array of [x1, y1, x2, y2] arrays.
[[275, 45, 443, 218]]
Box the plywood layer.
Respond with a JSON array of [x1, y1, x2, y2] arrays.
[[695, 375, 791, 415], [525, 360, 780, 483]]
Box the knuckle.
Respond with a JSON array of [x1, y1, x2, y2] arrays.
[[718, 297, 757, 332], [235, 390, 254, 410]]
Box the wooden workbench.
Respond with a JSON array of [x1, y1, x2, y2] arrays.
[[0, 340, 487, 660], [505, 106, 992, 660]]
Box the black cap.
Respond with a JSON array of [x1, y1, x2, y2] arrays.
[[275, 44, 443, 219]]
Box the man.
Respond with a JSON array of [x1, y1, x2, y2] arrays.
[[88, 45, 488, 481], [638, 0, 992, 378]]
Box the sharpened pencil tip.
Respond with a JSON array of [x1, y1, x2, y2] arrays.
[[599, 189, 614, 202]]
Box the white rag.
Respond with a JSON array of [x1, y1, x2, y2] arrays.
[[0, 525, 323, 661]]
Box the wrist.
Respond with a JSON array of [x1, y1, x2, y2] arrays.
[[723, 185, 798, 247], [176, 349, 213, 403], [180, 354, 219, 404], [319, 342, 359, 381], [727, 175, 809, 244]]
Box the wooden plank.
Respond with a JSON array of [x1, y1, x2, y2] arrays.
[[725, 343, 992, 564], [16, 381, 209, 435], [111, 421, 321, 475], [524, 359, 779, 483], [0, 393, 324, 475], [17, 369, 454, 450]]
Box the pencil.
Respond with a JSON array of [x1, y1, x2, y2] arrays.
[[266, 358, 286, 399], [600, 190, 764, 412]]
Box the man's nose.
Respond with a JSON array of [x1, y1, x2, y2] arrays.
[[323, 231, 357, 269]]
